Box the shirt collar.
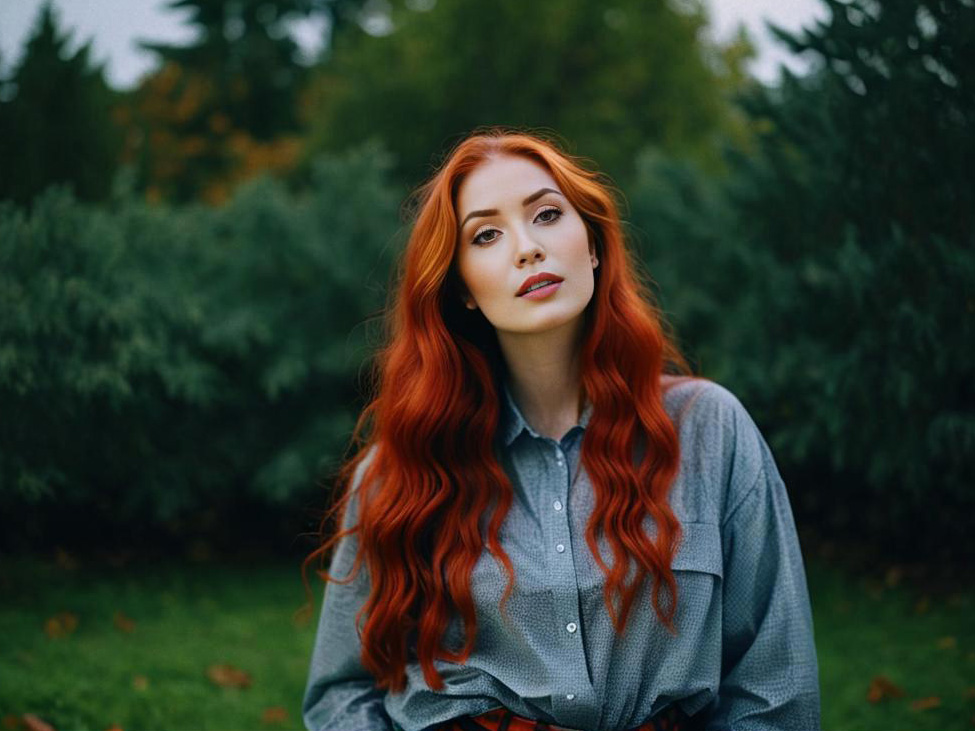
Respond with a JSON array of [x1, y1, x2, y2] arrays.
[[499, 378, 593, 447]]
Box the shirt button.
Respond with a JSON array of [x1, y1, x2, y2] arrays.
[[566, 693, 576, 700], [553, 500, 563, 511], [556, 543, 565, 553], [566, 622, 577, 633]]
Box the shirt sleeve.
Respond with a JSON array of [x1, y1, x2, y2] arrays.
[[303, 452, 395, 731], [707, 421, 821, 730]]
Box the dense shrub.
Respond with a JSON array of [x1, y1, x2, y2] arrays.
[[0, 143, 402, 551], [628, 0, 975, 561]]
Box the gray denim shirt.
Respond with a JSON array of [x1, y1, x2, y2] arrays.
[[303, 377, 821, 731]]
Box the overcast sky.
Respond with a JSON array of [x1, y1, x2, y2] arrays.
[[0, 0, 827, 88]]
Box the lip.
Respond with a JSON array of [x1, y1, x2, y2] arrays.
[[516, 272, 564, 297]]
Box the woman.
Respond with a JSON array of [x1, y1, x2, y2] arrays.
[[302, 129, 820, 731]]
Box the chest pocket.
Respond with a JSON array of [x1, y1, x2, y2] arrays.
[[671, 521, 723, 579]]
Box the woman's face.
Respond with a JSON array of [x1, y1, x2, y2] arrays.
[[454, 154, 598, 339]]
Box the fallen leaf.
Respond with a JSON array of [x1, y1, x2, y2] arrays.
[[132, 675, 149, 691], [104, 726, 124, 731], [867, 675, 906, 703], [936, 636, 957, 650], [261, 707, 289, 725], [911, 696, 941, 711], [113, 611, 136, 634], [21, 715, 55, 731], [43, 611, 78, 639], [207, 663, 252, 689], [2, 715, 21, 730]]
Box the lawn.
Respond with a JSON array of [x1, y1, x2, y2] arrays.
[[1, 554, 972, 730], [0, 556, 318, 731]]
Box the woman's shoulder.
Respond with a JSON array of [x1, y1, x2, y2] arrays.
[[660, 375, 751, 432], [659, 375, 771, 521]]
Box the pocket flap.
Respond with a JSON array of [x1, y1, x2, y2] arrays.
[[671, 522, 723, 578]]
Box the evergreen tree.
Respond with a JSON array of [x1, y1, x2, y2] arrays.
[[121, 0, 368, 203], [0, 2, 120, 205], [720, 0, 975, 559], [302, 0, 750, 188], [140, 0, 311, 139]]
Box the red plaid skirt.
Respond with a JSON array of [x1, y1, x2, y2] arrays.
[[435, 703, 689, 731]]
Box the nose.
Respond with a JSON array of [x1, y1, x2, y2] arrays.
[[515, 234, 545, 267]]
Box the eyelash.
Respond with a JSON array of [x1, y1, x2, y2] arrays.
[[471, 206, 563, 246]]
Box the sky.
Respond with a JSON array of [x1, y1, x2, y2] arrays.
[[0, 0, 828, 89]]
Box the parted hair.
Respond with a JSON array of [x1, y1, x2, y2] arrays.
[[305, 128, 694, 692]]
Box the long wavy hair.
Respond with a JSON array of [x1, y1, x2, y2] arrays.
[[305, 128, 696, 692]]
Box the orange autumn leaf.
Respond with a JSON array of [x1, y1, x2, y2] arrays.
[[867, 675, 906, 703], [21, 715, 55, 731], [43, 611, 78, 639], [261, 707, 289, 725], [207, 663, 252, 689], [911, 696, 942, 711], [104, 726, 124, 731], [113, 611, 136, 634]]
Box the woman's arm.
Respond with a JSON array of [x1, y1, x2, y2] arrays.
[[303, 453, 395, 731], [709, 423, 821, 730]]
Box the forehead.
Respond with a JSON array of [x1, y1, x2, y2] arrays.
[[456, 155, 559, 215]]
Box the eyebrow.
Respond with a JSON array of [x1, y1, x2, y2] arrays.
[[459, 187, 562, 230]]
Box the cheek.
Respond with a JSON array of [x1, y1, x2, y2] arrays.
[[570, 221, 594, 264], [458, 256, 495, 299]]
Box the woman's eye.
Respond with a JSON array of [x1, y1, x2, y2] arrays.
[[473, 229, 499, 245], [535, 207, 562, 224]]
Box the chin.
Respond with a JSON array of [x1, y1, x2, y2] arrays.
[[504, 309, 587, 336]]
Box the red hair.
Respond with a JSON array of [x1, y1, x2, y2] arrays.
[[305, 128, 695, 692]]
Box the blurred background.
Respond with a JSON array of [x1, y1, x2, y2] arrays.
[[0, 0, 972, 729]]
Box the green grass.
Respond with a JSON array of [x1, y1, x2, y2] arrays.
[[808, 560, 975, 730], [1, 556, 973, 730], [0, 557, 319, 730]]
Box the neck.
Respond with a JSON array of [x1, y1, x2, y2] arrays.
[[497, 317, 586, 441]]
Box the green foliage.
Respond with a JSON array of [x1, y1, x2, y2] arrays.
[[630, 0, 975, 559], [142, 0, 318, 140], [0, 3, 121, 205], [303, 0, 746, 188], [0, 144, 401, 548], [624, 147, 741, 378]]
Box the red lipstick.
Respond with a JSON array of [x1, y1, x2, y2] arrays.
[[516, 272, 564, 297]]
